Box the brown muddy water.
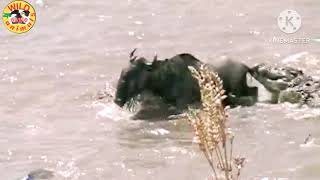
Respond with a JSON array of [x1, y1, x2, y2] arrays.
[[1, 0, 320, 179]]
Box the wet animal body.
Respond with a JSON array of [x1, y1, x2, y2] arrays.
[[114, 49, 259, 113]]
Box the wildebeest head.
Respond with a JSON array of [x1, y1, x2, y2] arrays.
[[114, 49, 156, 107]]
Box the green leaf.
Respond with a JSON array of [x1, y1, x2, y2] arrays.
[[3, 13, 11, 18]]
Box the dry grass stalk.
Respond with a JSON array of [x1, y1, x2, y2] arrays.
[[187, 65, 245, 180]]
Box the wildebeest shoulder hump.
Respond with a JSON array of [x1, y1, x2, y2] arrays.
[[167, 53, 201, 68]]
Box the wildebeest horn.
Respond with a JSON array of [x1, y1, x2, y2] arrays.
[[149, 54, 158, 66], [130, 56, 137, 63], [130, 48, 137, 58], [149, 54, 159, 68], [153, 54, 158, 62], [129, 48, 137, 63]]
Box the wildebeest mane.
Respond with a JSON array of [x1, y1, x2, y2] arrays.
[[146, 53, 202, 105], [150, 53, 200, 78]]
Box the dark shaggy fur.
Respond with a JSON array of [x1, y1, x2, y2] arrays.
[[114, 52, 258, 116], [145, 54, 202, 109]]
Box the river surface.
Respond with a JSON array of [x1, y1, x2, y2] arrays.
[[1, 0, 320, 179]]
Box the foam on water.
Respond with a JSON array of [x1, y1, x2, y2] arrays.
[[300, 138, 320, 148], [93, 101, 130, 121]]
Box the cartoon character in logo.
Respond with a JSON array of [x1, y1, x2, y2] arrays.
[[2, 0, 36, 34], [10, 9, 30, 24]]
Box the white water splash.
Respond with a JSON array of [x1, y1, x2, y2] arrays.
[[280, 52, 320, 76], [285, 106, 320, 121], [149, 128, 170, 135], [281, 52, 309, 63], [300, 138, 320, 148], [92, 102, 130, 121]]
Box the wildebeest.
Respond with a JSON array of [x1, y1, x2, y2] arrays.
[[114, 49, 259, 116]]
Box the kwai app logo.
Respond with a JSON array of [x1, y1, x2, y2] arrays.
[[2, 0, 36, 34], [277, 9, 301, 34]]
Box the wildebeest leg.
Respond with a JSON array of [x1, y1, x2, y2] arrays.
[[227, 87, 258, 106], [250, 66, 289, 93], [130, 91, 175, 120], [254, 68, 286, 80], [228, 96, 257, 106], [256, 77, 288, 92], [253, 76, 287, 103]]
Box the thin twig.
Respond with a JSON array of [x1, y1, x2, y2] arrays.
[[214, 148, 224, 170], [229, 136, 234, 171]]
